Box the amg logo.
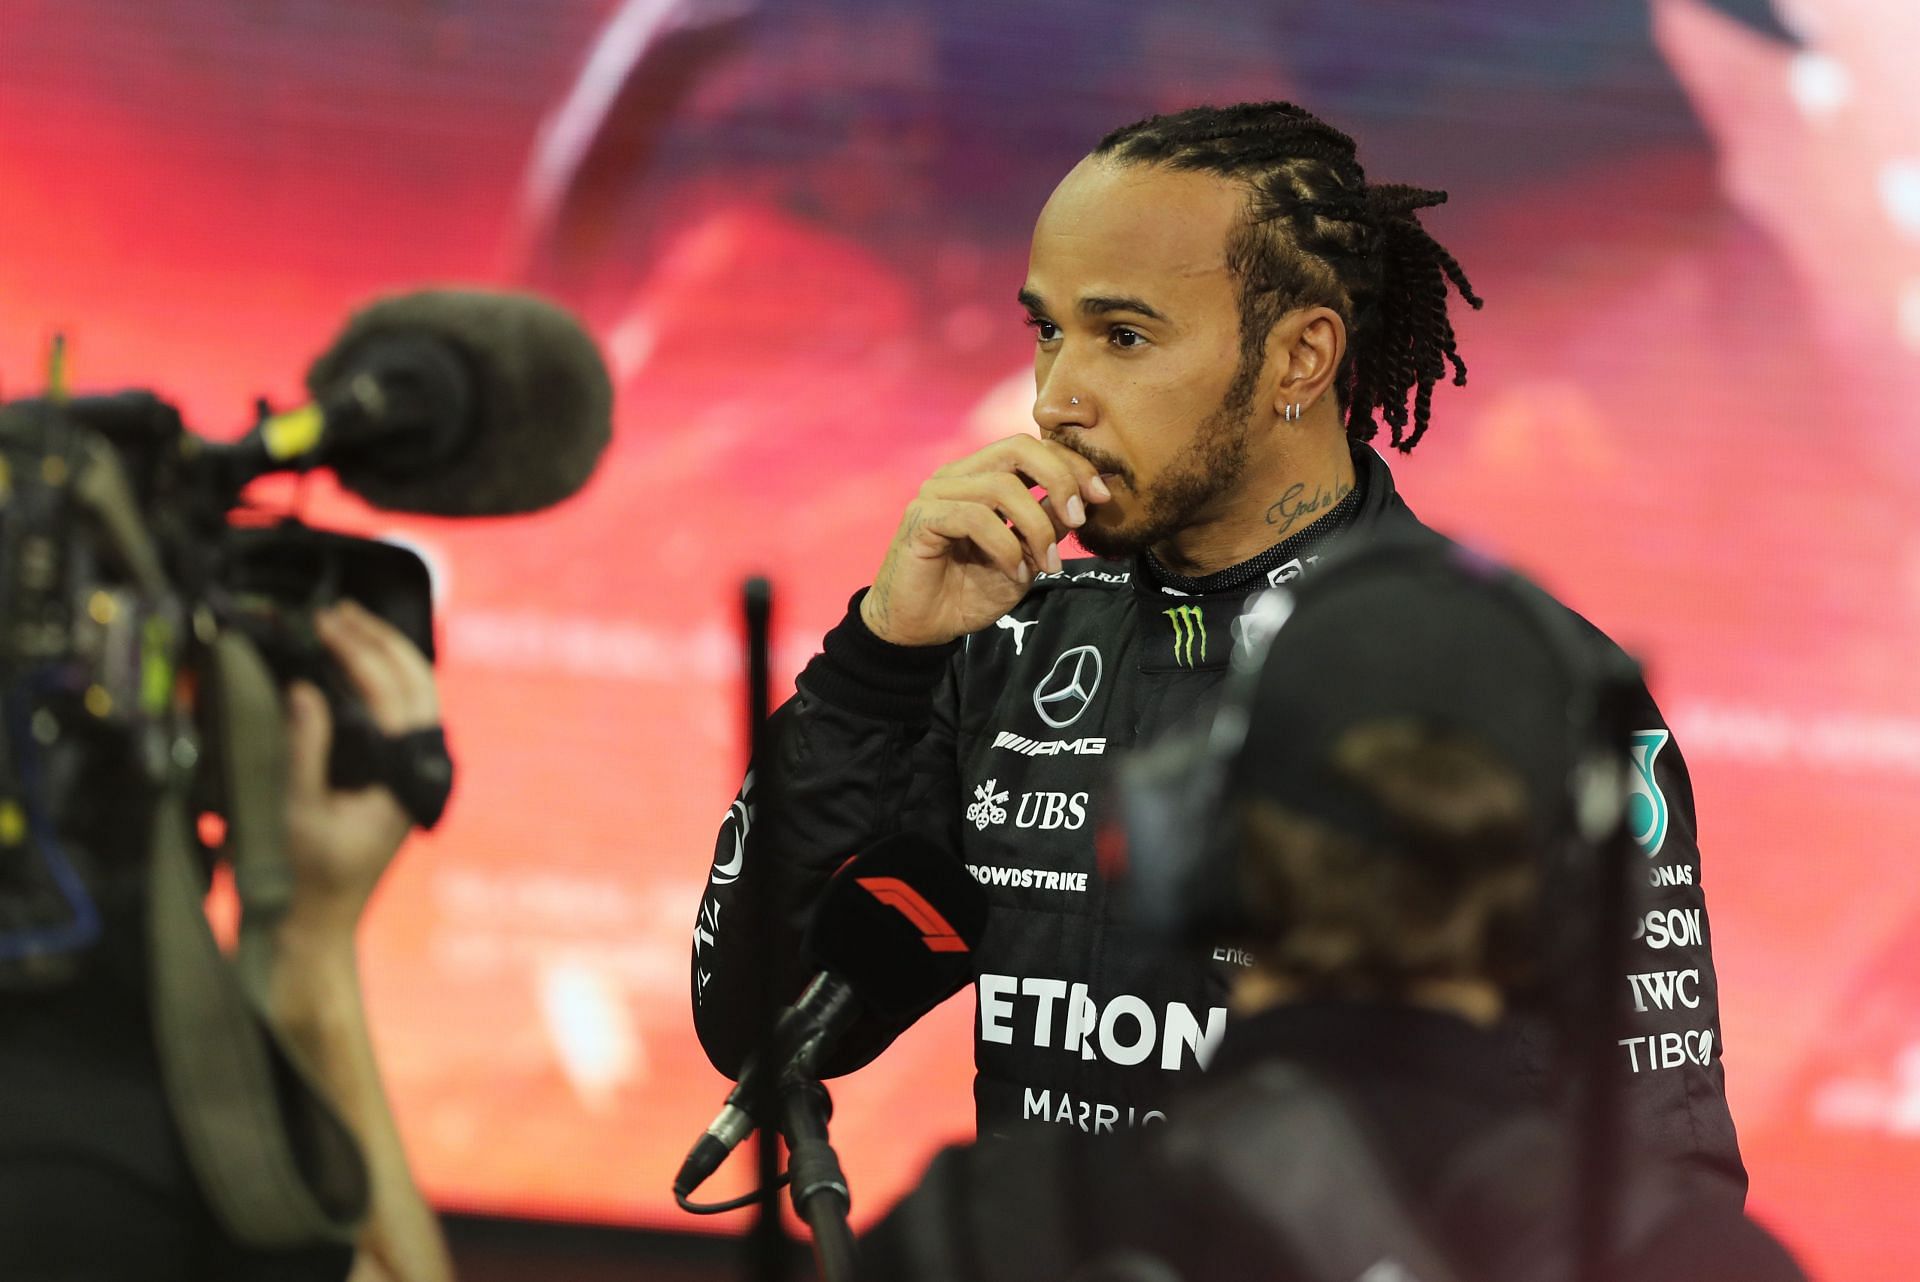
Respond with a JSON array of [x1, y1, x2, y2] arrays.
[[1626, 969, 1701, 1012], [1648, 863, 1694, 887], [968, 865, 1090, 893], [993, 731, 1108, 757], [978, 973, 1226, 1071], [1619, 1028, 1715, 1073], [1022, 1088, 1167, 1134], [1633, 908, 1703, 951]]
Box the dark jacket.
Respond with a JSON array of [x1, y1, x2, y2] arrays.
[[856, 1002, 1804, 1282], [0, 902, 350, 1282], [690, 445, 1744, 1188]]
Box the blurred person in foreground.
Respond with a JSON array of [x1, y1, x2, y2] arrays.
[[857, 544, 1806, 1282], [0, 601, 453, 1282], [693, 100, 1742, 1191]]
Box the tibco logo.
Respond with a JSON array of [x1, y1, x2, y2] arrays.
[[1619, 1029, 1715, 1073], [977, 973, 1225, 1071], [993, 731, 1106, 757]]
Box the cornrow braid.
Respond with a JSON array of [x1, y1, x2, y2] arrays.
[[1094, 103, 1483, 451]]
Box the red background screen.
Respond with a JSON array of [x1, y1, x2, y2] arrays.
[[2, 1, 1915, 1274]]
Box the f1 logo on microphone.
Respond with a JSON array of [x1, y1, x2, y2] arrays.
[[858, 877, 969, 953]]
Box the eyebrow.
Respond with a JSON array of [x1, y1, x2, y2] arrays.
[[1018, 288, 1169, 324]]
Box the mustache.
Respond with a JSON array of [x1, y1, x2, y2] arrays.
[[1043, 434, 1131, 485]]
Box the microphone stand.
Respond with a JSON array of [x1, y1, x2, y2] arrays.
[[742, 578, 788, 1282], [780, 1077, 856, 1282]]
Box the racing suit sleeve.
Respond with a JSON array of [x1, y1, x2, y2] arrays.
[[1615, 688, 1747, 1196], [690, 590, 965, 1080]]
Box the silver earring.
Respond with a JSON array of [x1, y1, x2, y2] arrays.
[[1283, 402, 1301, 422], [1070, 397, 1080, 406]]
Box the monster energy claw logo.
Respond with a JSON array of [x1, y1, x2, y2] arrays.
[[1164, 605, 1207, 668], [1626, 730, 1671, 857]]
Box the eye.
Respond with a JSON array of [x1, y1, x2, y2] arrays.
[[1109, 326, 1147, 349], [1025, 316, 1061, 344]]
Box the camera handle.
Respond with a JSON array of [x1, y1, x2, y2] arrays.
[[780, 1076, 856, 1282]]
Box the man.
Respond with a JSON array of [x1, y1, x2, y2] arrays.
[[691, 101, 1742, 1188], [854, 546, 1804, 1281], [0, 602, 453, 1282]]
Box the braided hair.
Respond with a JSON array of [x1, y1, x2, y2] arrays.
[[1094, 102, 1482, 452]]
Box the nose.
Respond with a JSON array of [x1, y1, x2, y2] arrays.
[[1036, 378, 1098, 437], [1033, 356, 1093, 434]]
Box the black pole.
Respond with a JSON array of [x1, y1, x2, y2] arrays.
[[782, 1081, 856, 1282], [742, 577, 786, 1282]]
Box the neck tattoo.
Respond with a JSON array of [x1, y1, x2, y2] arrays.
[[1265, 477, 1355, 536]]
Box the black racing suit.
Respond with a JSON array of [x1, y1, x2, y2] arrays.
[[856, 1003, 1802, 1282], [690, 444, 1745, 1189]]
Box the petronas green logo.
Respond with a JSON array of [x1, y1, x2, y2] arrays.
[[1164, 604, 1206, 668]]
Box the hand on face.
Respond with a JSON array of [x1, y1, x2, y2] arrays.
[[282, 600, 442, 937], [860, 435, 1113, 646]]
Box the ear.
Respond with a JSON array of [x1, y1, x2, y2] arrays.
[[1264, 306, 1347, 417]]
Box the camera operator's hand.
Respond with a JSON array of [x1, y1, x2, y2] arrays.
[[270, 599, 453, 1282], [860, 435, 1111, 646], [282, 600, 441, 937]]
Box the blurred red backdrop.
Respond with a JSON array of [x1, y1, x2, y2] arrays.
[[2, 0, 1916, 1275]]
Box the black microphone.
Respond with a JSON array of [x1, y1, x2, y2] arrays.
[[244, 287, 613, 516], [674, 833, 988, 1200]]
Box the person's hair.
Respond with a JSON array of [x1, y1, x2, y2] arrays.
[[1236, 720, 1536, 998], [1094, 102, 1482, 452]]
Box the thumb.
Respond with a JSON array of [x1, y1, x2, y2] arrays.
[[285, 681, 333, 800]]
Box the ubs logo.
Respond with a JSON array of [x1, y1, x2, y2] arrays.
[[1033, 645, 1103, 729]]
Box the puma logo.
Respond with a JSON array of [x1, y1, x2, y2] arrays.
[[995, 615, 1038, 655]]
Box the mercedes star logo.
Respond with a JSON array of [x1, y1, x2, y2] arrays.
[[1033, 645, 1104, 729]]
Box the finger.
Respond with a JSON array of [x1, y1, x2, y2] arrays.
[[315, 606, 414, 734], [913, 500, 1030, 583], [1000, 438, 1104, 522], [332, 600, 439, 724], [925, 473, 1067, 569], [1003, 435, 1112, 507], [284, 680, 332, 802], [947, 436, 1096, 526]]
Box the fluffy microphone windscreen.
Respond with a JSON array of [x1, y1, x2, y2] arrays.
[[307, 288, 613, 516], [802, 833, 989, 1020]]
